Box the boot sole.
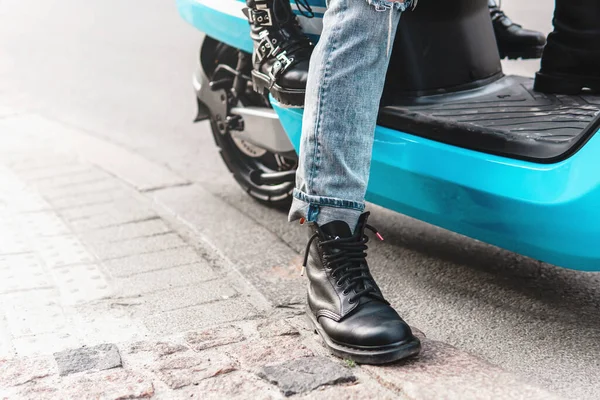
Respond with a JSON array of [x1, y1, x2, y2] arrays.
[[500, 44, 544, 60], [306, 307, 422, 365], [534, 71, 600, 95], [252, 70, 306, 108]]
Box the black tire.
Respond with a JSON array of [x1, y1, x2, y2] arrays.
[[205, 40, 297, 209]]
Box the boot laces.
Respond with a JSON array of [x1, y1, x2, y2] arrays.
[[303, 224, 383, 304], [294, 0, 314, 18], [274, 0, 314, 23]]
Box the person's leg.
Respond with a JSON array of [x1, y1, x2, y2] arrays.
[[488, 0, 546, 60], [535, 0, 600, 94], [289, 0, 409, 231], [291, 0, 421, 364]]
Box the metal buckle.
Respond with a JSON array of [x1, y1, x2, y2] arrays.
[[268, 52, 294, 85], [250, 7, 273, 27], [256, 31, 282, 62]]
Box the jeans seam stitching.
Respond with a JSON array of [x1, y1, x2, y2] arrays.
[[306, 0, 345, 196]]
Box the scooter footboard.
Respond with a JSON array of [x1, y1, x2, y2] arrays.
[[274, 104, 600, 272]]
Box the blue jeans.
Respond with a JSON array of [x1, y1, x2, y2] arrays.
[[288, 0, 412, 230]]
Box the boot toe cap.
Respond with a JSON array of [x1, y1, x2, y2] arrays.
[[501, 25, 547, 46], [320, 303, 416, 348]]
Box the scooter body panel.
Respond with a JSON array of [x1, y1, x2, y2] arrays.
[[274, 104, 600, 271]]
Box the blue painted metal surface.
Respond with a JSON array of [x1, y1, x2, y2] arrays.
[[177, 0, 600, 271]]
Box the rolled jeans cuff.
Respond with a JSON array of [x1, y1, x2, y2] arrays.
[[288, 189, 365, 229]]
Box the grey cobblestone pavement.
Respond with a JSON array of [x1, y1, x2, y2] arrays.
[[0, 111, 561, 399]]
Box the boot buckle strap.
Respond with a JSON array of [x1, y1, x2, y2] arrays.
[[268, 52, 294, 84], [248, 7, 273, 27], [256, 31, 282, 62]]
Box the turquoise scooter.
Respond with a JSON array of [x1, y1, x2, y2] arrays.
[[177, 0, 600, 271]]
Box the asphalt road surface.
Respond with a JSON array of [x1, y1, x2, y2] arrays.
[[2, 1, 599, 399]]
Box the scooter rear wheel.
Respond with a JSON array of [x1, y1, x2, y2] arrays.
[[207, 40, 297, 209]]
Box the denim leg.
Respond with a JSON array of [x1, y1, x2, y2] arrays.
[[288, 0, 405, 231]]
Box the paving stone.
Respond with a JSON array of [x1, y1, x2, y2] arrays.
[[7, 155, 79, 173], [33, 169, 111, 190], [2, 290, 82, 355], [55, 196, 155, 229], [0, 383, 60, 400], [185, 325, 246, 352], [53, 343, 122, 376], [259, 357, 356, 397], [362, 338, 560, 400], [0, 230, 31, 254], [103, 247, 201, 277], [153, 185, 306, 307], [48, 189, 129, 210], [0, 253, 53, 293], [112, 263, 219, 296], [69, 310, 149, 346], [70, 213, 160, 233], [4, 190, 52, 213], [88, 233, 187, 260], [285, 315, 314, 334], [15, 211, 70, 237], [40, 179, 124, 201], [50, 264, 111, 305], [35, 235, 95, 268], [16, 164, 94, 182], [82, 218, 171, 243], [14, 114, 189, 192], [0, 105, 17, 118], [231, 335, 314, 371], [4, 296, 66, 337], [138, 281, 237, 315], [0, 356, 57, 387], [0, 165, 26, 190], [155, 351, 237, 389], [12, 333, 81, 357], [185, 371, 283, 400], [58, 197, 153, 222], [0, 315, 15, 359], [296, 381, 400, 400], [257, 319, 300, 338], [61, 369, 154, 399], [127, 341, 189, 359], [143, 298, 259, 337]]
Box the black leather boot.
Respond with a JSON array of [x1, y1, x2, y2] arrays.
[[302, 213, 421, 364], [489, 0, 546, 60], [535, 0, 600, 94], [243, 0, 313, 107]]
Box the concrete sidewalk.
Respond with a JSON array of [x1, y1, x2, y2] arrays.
[[0, 110, 559, 399]]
